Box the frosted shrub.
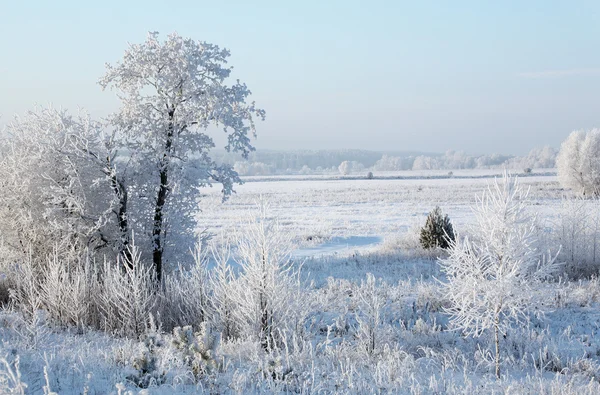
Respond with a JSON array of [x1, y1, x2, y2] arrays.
[[553, 198, 600, 278], [0, 355, 27, 394], [37, 249, 94, 330], [98, 241, 157, 338], [7, 257, 38, 323], [440, 172, 559, 378], [0, 108, 124, 267], [127, 332, 165, 388], [8, 252, 50, 348], [0, 243, 15, 307], [419, 206, 455, 250], [160, 240, 210, 331], [414, 280, 446, 313], [231, 203, 307, 350], [208, 240, 241, 342], [354, 273, 389, 355], [171, 324, 219, 380], [0, 276, 9, 307], [382, 224, 443, 261]]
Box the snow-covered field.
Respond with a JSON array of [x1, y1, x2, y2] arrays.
[[5, 170, 600, 394], [199, 171, 563, 251]]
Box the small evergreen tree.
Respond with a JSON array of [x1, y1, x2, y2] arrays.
[[419, 206, 455, 249]]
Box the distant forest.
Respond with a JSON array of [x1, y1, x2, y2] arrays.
[[213, 146, 557, 176]]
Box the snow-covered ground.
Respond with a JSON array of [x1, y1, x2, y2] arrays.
[[4, 170, 600, 394], [199, 171, 564, 251], [292, 236, 383, 258], [238, 168, 556, 182]]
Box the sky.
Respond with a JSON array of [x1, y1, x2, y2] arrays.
[[1, 1, 600, 155]]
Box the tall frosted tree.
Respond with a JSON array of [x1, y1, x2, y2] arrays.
[[440, 172, 558, 379], [100, 32, 265, 281]]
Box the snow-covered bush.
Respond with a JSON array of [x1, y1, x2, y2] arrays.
[[8, 258, 49, 349], [0, 108, 122, 266], [126, 332, 165, 388], [440, 172, 559, 378], [419, 206, 455, 250], [551, 198, 600, 278], [354, 273, 389, 355], [37, 249, 95, 330], [557, 129, 600, 196], [160, 240, 210, 331], [97, 241, 157, 338], [0, 355, 27, 394], [0, 275, 9, 308], [230, 203, 307, 349], [207, 241, 241, 342], [171, 324, 219, 380]]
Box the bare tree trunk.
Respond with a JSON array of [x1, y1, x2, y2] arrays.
[[107, 157, 131, 266], [152, 167, 168, 283], [152, 108, 175, 283]]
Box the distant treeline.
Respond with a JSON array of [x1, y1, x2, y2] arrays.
[[213, 147, 557, 176]]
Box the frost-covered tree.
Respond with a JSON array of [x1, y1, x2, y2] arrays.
[[503, 146, 556, 170], [557, 129, 600, 196], [233, 161, 273, 176], [0, 107, 124, 264], [338, 161, 351, 175], [100, 32, 265, 281], [440, 172, 558, 379], [372, 154, 414, 171], [299, 165, 312, 175], [338, 160, 364, 175], [412, 155, 438, 171]]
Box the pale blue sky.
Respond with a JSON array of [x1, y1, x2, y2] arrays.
[[1, 1, 599, 154]]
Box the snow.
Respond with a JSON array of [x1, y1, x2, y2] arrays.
[[4, 170, 600, 394], [292, 236, 383, 258], [198, 172, 563, 244]]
